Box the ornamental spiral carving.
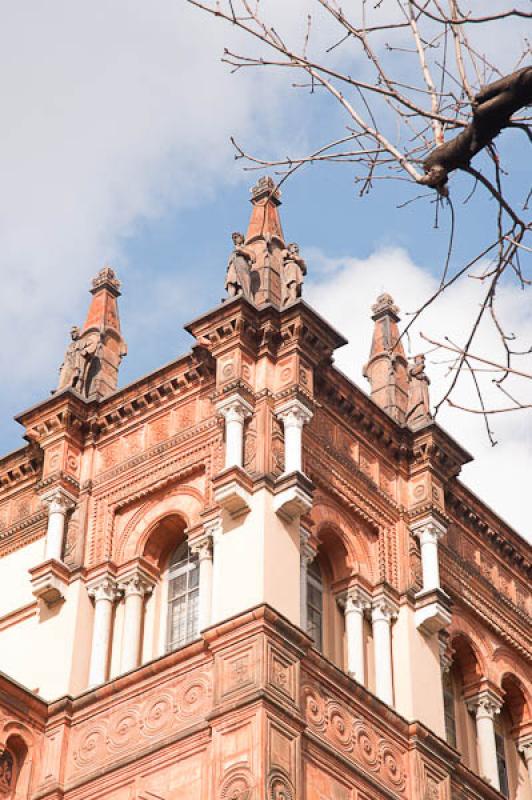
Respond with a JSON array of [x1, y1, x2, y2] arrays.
[[302, 682, 407, 796], [380, 741, 407, 791], [302, 685, 326, 731], [220, 766, 255, 800], [178, 675, 210, 717], [107, 708, 141, 751], [329, 702, 353, 750], [73, 725, 106, 766], [70, 671, 212, 777], [353, 720, 379, 770], [142, 693, 174, 734], [267, 770, 295, 800]]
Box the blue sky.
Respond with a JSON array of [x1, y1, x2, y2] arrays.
[[0, 2, 530, 536]]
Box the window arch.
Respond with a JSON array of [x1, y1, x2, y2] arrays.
[[166, 540, 200, 652]]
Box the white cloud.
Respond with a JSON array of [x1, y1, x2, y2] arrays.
[[306, 247, 532, 540], [0, 0, 310, 401]]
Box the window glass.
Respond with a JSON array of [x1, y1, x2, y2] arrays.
[[166, 541, 199, 651], [495, 730, 509, 798], [307, 559, 323, 651], [442, 671, 457, 749]]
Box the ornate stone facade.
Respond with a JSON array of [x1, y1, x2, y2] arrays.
[[0, 179, 530, 799]]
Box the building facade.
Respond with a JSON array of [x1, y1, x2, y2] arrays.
[[0, 177, 530, 800]]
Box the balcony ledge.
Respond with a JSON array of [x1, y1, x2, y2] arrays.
[[29, 559, 70, 606], [415, 587, 451, 635]]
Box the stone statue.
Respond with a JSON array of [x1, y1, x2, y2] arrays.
[[225, 232, 255, 300], [281, 242, 307, 306], [57, 325, 101, 396], [406, 354, 432, 426]]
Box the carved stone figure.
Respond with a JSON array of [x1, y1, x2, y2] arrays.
[[225, 232, 255, 300], [406, 354, 432, 426], [281, 242, 307, 306], [57, 325, 101, 396], [0, 750, 14, 790]]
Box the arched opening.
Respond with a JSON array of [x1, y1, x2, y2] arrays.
[[448, 633, 484, 771], [499, 674, 532, 799], [0, 734, 30, 800]]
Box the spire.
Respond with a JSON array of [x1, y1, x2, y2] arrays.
[[56, 266, 127, 401], [363, 293, 409, 423], [244, 176, 286, 307]]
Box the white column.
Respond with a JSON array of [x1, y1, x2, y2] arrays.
[[518, 735, 532, 785], [299, 529, 316, 632], [371, 595, 398, 706], [216, 394, 253, 469], [411, 515, 446, 592], [467, 691, 503, 791], [191, 522, 218, 631], [344, 588, 371, 685], [276, 399, 313, 475], [88, 575, 119, 686], [119, 569, 155, 674], [41, 488, 76, 562]]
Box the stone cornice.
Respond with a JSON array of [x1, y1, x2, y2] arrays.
[[442, 547, 531, 663], [446, 487, 531, 578], [0, 444, 43, 493]]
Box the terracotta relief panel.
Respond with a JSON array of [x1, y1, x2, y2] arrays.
[[266, 642, 297, 706], [302, 682, 407, 797], [148, 412, 171, 446], [358, 447, 376, 482], [379, 466, 396, 500], [175, 401, 196, 431], [266, 718, 297, 800], [214, 641, 261, 707], [140, 753, 204, 800], [305, 762, 351, 800], [67, 670, 212, 780], [124, 427, 144, 459], [276, 356, 295, 391], [213, 714, 259, 800]]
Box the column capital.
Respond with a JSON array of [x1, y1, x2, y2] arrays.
[[466, 690, 503, 720], [300, 528, 317, 566], [276, 398, 313, 427], [215, 393, 253, 423], [338, 585, 371, 613], [40, 487, 76, 515], [371, 593, 399, 624], [410, 514, 447, 545], [118, 564, 157, 599], [87, 574, 120, 604], [518, 734, 532, 761], [190, 531, 213, 561]]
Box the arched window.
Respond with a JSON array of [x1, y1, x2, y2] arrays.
[[166, 541, 199, 652], [306, 559, 323, 651], [0, 749, 15, 795], [442, 670, 458, 749]]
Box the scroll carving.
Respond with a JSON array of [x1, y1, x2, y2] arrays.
[[219, 765, 255, 800], [267, 769, 294, 800], [302, 684, 407, 796], [70, 672, 212, 777]]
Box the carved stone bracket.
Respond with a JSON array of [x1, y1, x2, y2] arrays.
[[273, 471, 313, 521], [29, 559, 71, 606], [415, 587, 452, 636], [213, 466, 253, 517]]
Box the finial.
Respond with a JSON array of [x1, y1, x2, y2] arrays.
[[371, 292, 399, 319], [91, 266, 121, 296], [250, 176, 281, 206]]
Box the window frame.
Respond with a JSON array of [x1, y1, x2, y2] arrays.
[[165, 541, 200, 653]]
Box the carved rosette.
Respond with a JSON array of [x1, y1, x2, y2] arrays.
[[219, 766, 255, 800], [267, 770, 295, 800], [301, 682, 407, 795]]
